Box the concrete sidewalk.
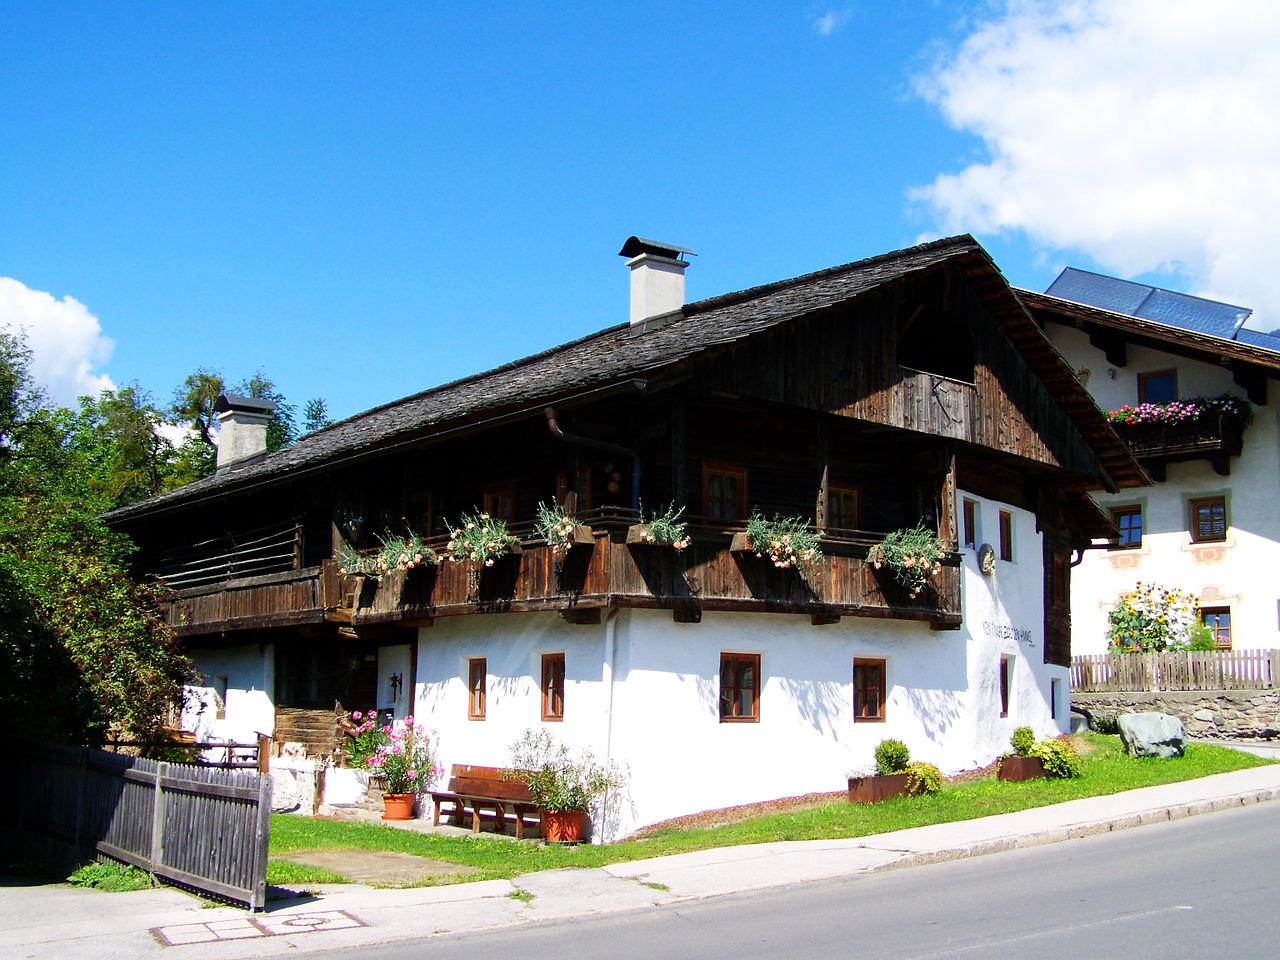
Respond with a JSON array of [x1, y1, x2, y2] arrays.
[[5, 762, 1279, 960]]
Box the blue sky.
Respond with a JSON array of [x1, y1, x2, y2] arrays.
[[3, 2, 1277, 423]]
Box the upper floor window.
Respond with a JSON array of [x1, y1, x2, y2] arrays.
[[1189, 496, 1227, 543], [1111, 506, 1143, 549], [1049, 554, 1069, 608], [962, 499, 978, 550], [826, 485, 861, 532], [541, 653, 565, 722], [1138, 369, 1178, 404], [703, 463, 747, 522], [484, 486, 515, 523], [998, 510, 1014, 561], [719, 652, 760, 722], [1199, 607, 1232, 649]]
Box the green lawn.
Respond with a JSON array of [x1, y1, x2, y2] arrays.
[[268, 735, 1271, 887]]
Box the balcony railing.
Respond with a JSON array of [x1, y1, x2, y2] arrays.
[[1112, 410, 1246, 478]]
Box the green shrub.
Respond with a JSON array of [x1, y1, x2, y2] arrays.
[[1030, 737, 1082, 778], [1010, 726, 1036, 757], [67, 860, 155, 892], [904, 761, 942, 796], [874, 738, 910, 775], [1092, 713, 1119, 736]]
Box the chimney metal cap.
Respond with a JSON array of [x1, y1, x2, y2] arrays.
[[214, 393, 277, 415], [618, 236, 695, 261]]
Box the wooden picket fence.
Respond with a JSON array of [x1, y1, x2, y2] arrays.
[[1072, 648, 1280, 693], [12, 741, 272, 910]]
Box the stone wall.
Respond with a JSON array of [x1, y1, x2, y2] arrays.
[[1073, 690, 1280, 740]]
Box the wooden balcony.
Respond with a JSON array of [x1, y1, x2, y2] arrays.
[[158, 511, 962, 636], [1112, 410, 1246, 479]]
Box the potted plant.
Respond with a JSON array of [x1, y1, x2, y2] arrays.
[[998, 726, 1045, 782], [848, 738, 912, 803], [507, 728, 624, 843], [448, 511, 522, 565], [535, 500, 594, 553], [349, 713, 442, 820], [372, 530, 437, 575], [732, 511, 823, 571], [626, 502, 691, 550], [867, 523, 947, 599]]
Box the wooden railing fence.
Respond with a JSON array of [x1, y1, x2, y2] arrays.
[[141, 518, 304, 589], [1072, 649, 1279, 693], [13, 741, 272, 910]]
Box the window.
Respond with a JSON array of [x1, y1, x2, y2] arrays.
[[541, 653, 565, 721], [999, 656, 1012, 718], [703, 463, 747, 522], [467, 658, 486, 720], [1111, 506, 1143, 549], [484, 486, 515, 523], [1190, 496, 1227, 542], [853, 659, 886, 722], [719, 653, 760, 722], [962, 499, 978, 550], [1200, 607, 1232, 649], [998, 511, 1013, 561], [1138, 369, 1178, 404], [1050, 678, 1060, 721], [1050, 554, 1068, 608], [826, 485, 861, 532]]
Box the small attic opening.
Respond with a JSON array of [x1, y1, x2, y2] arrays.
[[896, 302, 975, 383]]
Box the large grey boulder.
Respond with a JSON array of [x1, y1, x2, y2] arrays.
[[1118, 711, 1188, 758]]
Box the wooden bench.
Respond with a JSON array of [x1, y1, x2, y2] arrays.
[[430, 764, 541, 838]]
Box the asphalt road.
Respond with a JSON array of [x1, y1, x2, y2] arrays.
[[309, 801, 1280, 960]]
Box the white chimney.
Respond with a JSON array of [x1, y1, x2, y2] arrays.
[[619, 236, 695, 326], [214, 394, 276, 471]]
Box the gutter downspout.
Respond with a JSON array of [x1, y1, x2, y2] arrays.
[[599, 605, 620, 845], [544, 400, 644, 511]]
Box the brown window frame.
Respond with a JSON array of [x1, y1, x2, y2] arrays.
[[999, 656, 1011, 718], [1189, 496, 1227, 543], [1110, 505, 1143, 549], [1137, 369, 1178, 404], [540, 652, 565, 722], [483, 486, 515, 524], [719, 652, 760, 723], [703, 462, 748, 523], [467, 657, 487, 720], [998, 510, 1013, 561], [962, 498, 977, 550], [826, 485, 861, 533], [1050, 554, 1069, 608], [1199, 607, 1232, 649], [853, 658, 886, 722]]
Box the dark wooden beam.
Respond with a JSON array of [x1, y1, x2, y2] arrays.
[[1233, 365, 1269, 406], [1087, 326, 1127, 367], [558, 608, 602, 625]]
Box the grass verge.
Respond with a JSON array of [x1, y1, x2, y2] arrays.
[[268, 735, 1272, 886]]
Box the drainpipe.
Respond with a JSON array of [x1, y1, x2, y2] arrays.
[[544, 402, 644, 510], [599, 606, 620, 844]]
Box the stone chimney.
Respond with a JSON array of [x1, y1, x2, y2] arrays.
[[619, 236, 695, 326], [214, 394, 276, 471]]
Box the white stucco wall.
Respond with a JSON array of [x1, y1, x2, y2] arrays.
[[181, 643, 276, 745], [1048, 324, 1280, 654], [416, 492, 1063, 837]]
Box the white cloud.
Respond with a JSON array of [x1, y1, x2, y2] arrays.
[[911, 0, 1280, 327], [0, 277, 116, 407], [813, 9, 852, 37]]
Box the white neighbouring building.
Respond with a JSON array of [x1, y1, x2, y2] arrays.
[[1021, 269, 1280, 657], [110, 236, 1147, 836]]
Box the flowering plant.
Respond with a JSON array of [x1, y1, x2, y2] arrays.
[[448, 511, 519, 566], [743, 511, 823, 570], [635, 502, 690, 550], [1108, 393, 1253, 427], [534, 501, 581, 553], [364, 716, 442, 795], [337, 532, 437, 577], [339, 708, 386, 768], [507, 728, 624, 813], [1106, 581, 1215, 652], [867, 523, 947, 598]]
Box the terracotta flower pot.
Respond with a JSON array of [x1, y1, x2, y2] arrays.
[[382, 792, 415, 820], [541, 809, 586, 843]]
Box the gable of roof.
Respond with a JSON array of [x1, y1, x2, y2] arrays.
[[110, 235, 1146, 521]]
